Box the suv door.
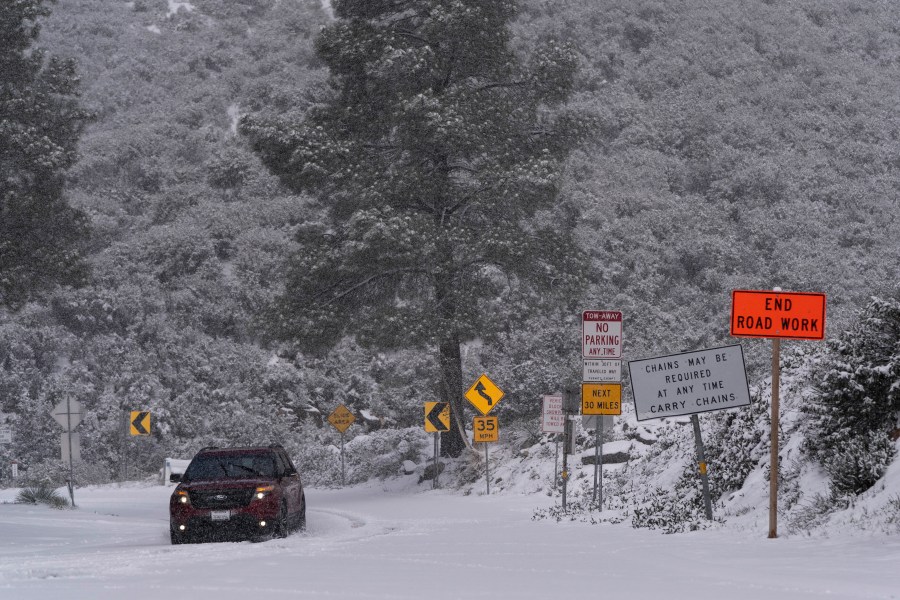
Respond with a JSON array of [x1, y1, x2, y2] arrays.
[[276, 450, 303, 515]]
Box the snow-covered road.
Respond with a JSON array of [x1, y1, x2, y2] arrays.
[[1, 483, 899, 599]]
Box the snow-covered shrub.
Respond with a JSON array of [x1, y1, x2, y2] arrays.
[[803, 297, 900, 495], [787, 492, 849, 534], [344, 427, 428, 483], [824, 431, 895, 496], [704, 395, 770, 501], [15, 484, 69, 509], [884, 495, 900, 533], [19, 459, 113, 488], [292, 441, 342, 488], [630, 470, 716, 534]]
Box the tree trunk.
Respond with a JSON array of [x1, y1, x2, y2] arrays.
[[434, 261, 468, 458], [438, 334, 466, 457]]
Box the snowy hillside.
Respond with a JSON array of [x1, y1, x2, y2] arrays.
[[1, 0, 898, 555]]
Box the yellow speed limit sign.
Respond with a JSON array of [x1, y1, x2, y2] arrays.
[[473, 416, 499, 443]]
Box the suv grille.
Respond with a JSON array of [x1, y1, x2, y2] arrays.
[[189, 489, 254, 509]]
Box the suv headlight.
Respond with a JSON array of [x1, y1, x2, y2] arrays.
[[174, 490, 190, 505], [254, 485, 274, 500]]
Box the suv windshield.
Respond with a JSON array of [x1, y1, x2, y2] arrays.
[[183, 454, 276, 481]]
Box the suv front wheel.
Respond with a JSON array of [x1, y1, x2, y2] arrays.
[[274, 501, 289, 539]]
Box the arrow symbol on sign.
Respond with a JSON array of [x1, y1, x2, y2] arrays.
[[131, 412, 150, 435], [474, 382, 493, 406], [426, 403, 449, 431]]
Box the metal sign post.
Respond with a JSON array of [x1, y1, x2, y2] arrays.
[[473, 416, 498, 494], [65, 399, 75, 507], [541, 395, 564, 492], [592, 425, 605, 507], [424, 402, 450, 488], [433, 432, 440, 489], [484, 442, 490, 495], [561, 388, 580, 512], [340, 431, 346, 486], [553, 436, 560, 491], [50, 398, 83, 507], [582, 310, 624, 511], [691, 414, 714, 520], [327, 404, 356, 487], [561, 418, 570, 511], [629, 344, 754, 523]]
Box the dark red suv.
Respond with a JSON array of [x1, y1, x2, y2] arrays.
[[169, 445, 306, 544]]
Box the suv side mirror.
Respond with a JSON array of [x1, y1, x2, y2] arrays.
[[169, 473, 182, 483]]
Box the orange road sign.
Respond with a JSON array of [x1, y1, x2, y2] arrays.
[[327, 404, 356, 433], [581, 383, 622, 415], [465, 374, 504, 416], [731, 290, 826, 340], [473, 416, 499, 443]]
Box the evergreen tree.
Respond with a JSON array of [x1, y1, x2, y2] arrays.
[[0, 0, 91, 308], [803, 297, 900, 495], [243, 0, 589, 455]]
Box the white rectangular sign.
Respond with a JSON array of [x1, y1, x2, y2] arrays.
[[582, 414, 614, 433], [60, 432, 82, 464], [628, 345, 751, 421], [541, 395, 565, 434], [0, 428, 11, 445], [582, 311, 623, 358], [583, 359, 621, 382]]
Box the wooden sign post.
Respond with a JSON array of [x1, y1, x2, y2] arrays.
[[731, 289, 826, 538]]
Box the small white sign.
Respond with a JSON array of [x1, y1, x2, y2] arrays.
[[582, 415, 614, 433], [541, 395, 565, 434], [0, 428, 11, 445], [583, 359, 621, 382], [582, 311, 623, 359], [628, 345, 751, 421]]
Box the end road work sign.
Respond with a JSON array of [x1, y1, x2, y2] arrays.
[[628, 345, 751, 421], [731, 289, 826, 340]]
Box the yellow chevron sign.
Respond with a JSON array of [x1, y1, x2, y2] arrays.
[[130, 411, 151, 436]]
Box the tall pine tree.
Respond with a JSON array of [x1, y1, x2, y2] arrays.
[[244, 0, 589, 455], [0, 0, 90, 308]]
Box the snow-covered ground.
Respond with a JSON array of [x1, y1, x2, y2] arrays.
[[2, 480, 899, 600]]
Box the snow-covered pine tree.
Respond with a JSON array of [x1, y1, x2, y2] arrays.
[[243, 0, 590, 456], [0, 0, 91, 307], [803, 296, 900, 495]]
